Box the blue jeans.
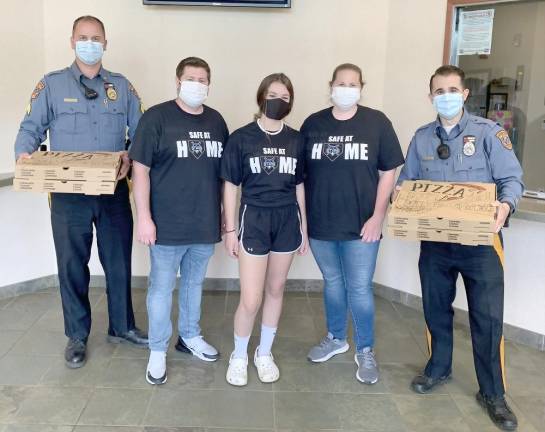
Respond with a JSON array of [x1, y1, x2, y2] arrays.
[[309, 238, 380, 351], [147, 243, 215, 352]]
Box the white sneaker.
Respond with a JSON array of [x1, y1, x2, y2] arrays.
[[176, 335, 220, 362], [146, 350, 167, 385], [254, 347, 280, 383], [226, 352, 248, 387]]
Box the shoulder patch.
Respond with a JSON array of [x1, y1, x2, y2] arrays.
[[30, 79, 46, 101], [128, 81, 145, 113], [128, 81, 141, 101], [496, 129, 513, 150]]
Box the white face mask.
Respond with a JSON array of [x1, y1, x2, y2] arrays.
[[179, 80, 208, 108], [331, 86, 361, 111]]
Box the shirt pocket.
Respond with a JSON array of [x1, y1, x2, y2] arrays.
[[101, 103, 126, 134], [53, 103, 89, 134], [453, 154, 489, 181], [419, 159, 443, 181]]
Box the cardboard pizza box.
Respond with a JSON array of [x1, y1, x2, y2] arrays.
[[15, 151, 121, 182], [388, 180, 496, 233], [14, 151, 121, 195], [387, 226, 494, 246], [13, 178, 118, 195]]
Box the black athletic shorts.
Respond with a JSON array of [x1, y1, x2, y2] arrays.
[[238, 203, 303, 256]]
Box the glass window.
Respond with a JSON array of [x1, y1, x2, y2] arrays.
[[449, 0, 545, 198]]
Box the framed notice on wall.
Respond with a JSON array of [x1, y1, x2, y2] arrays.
[[457, 9, 495, 55]]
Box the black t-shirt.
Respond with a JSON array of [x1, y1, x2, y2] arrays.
[[129, 100, 229, 245], [301, 105, 404, 241], [221, 121, 304, 208]]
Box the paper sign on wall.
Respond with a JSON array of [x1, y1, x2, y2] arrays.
[[457, 9, 495, 56]]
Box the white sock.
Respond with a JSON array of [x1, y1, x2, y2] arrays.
[[233, 333, 250, 359], [258, 324, 277, 356], [147, 350, 166, 378]]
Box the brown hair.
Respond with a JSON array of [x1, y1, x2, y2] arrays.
[[429, 65, 466, 92], [330, 63, 365, 87], [176, 57, 211, 83], [72, 16, 106, 37], [256, 73, 294, 117]]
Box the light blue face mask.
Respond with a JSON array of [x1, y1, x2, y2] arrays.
[[75, 40, 104, 66], [433, 92, 464, 120]]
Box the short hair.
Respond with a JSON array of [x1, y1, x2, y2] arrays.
[[72, 16, 106, 37], [429, 65, 466, 92], [256, 73, 295, 117], [176, 57, 211, 83], [330, 63, 365, 87]]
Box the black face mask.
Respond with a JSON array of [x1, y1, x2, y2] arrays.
[[264, 98, 291, 120]]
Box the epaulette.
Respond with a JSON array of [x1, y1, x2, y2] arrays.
[[45, 68, 69, 78], [469, 115, 497, 130], [414, 120, 436, 134]]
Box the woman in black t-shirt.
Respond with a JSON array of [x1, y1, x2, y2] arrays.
[[221, 73, 308, 386], [301, 64, 404, 385]]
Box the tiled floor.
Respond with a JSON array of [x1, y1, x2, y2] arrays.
[[0, 287, 544, 431]]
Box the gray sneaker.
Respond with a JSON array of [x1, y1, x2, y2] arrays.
[[355, 347, 379, 384], [307, 334, 349, 363]]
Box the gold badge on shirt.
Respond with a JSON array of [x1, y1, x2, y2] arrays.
[[104, 82, 118, 101]]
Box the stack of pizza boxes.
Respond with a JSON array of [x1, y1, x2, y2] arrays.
[[387, 180, 497, 246], [14, 151, 121, 195]]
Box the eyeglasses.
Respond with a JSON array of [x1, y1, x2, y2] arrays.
[[79, 76, 98, 100]]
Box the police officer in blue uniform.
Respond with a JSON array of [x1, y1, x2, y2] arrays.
[[14, 16, 148, 369], [397, 65, 523, 431]]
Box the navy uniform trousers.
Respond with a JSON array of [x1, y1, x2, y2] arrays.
[[50, 180, 135, 341], [419, 233, 506, 398]]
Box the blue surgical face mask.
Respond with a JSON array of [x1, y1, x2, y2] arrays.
[[433, 92, 464, 120], [75, 40, 104, 66]]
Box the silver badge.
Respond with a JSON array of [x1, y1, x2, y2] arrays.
[[463, 142, 475, 156], [463, 135, 476, 157]]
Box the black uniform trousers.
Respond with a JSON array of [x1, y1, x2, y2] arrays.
[[50, 180, 136, 341], [418, 234, 506, 398]]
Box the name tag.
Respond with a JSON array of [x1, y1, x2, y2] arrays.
[[422, 156, 435, 161], [63, 98, 78, 103]]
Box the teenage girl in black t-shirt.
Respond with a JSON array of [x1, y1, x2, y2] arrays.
[[221, 73, 308, 386]]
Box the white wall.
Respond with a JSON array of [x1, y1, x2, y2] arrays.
[[0, 188, 56, 286], [0, 1, 45, 173], [1, 0, 544, 336]]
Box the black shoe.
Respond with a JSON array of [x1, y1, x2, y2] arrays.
[[410, 373, 451, 394], [476, 392, 518, 431], [64, 338, 87, 369], [107, 327, 148, 349]]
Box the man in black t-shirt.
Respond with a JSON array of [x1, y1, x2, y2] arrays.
[[130, 57, 228, 385]]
